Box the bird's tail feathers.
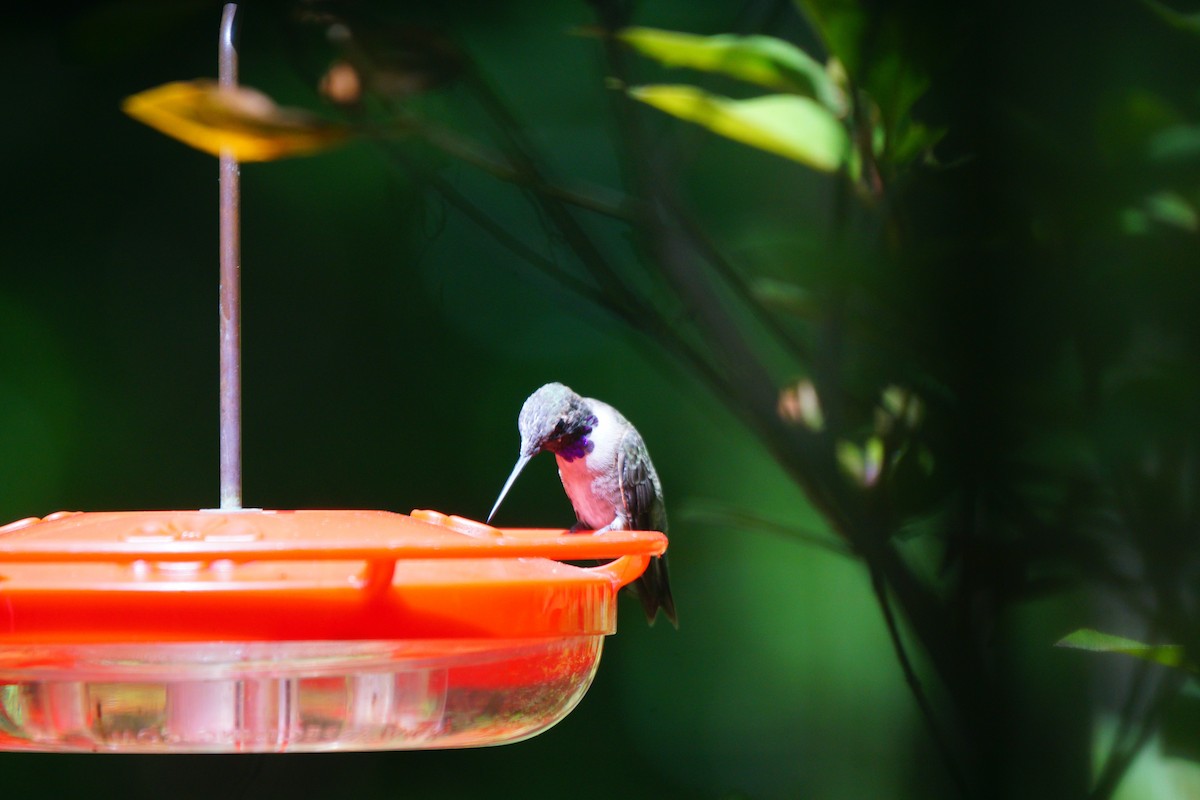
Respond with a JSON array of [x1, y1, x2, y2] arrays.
[[633, 554, 677, 628]]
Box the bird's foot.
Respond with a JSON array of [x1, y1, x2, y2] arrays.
[[569, 521, 619, 534]]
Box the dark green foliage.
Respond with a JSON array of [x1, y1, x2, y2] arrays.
[[3, 1, 1200, 798]]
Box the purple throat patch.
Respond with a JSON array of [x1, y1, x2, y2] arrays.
[[557, 415, 597, 462]]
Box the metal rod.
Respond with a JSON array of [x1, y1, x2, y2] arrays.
[[218, 3, 242, 510]]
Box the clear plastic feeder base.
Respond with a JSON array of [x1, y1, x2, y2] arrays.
[[0, 637, 602, 753]]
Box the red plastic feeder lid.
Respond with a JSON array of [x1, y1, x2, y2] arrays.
[[0, 508, 668, 643]]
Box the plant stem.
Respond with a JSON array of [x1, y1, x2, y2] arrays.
[[586, 2, 993, 785], [871, 565, 974, 799], [393, 117, 636, 221]]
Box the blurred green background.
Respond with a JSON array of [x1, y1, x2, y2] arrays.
[[4, 1, 1200, 797]]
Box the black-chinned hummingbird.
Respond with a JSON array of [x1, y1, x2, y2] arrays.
[[487, 382, 677, 627]]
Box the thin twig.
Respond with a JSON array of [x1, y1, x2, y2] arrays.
[[871, 565, 975, 800], [1087, 612, 1186, 800], [383, 117, 636, 221], [667, 202, 812, 365], [381, 144, 614, 310], [461, 62, 642, 310], [381, 141, 736, 411], [1089, 668, 1186, 800], [682, 501, 853, 558]]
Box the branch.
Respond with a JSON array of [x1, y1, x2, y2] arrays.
[[460, 61, 644, 311], [392, 117, 636, 221], [381, 143, 615, 311], [871, 565, 975, 800], [585, 0, 991, 776], [1089, 641, 1187, 799]]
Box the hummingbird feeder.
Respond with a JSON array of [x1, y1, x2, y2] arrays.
[[0, 5, 666, 754]]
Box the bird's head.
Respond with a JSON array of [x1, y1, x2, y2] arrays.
[[517, 382, 598, 462], [487, 383, 597, 524]]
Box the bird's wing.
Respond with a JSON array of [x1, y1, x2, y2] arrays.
[[616, 428, 666, 532]]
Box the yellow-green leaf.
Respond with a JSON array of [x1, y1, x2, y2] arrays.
[[751, 277, 817, 316], [122, 80, 352, 161], [615, 27, 846, 115], [1056, 628, 1190, 670], [836, 440, 864, 480], [629, 84, 855, 174]]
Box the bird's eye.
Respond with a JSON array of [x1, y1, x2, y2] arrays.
[[551, 420, 565, 436]]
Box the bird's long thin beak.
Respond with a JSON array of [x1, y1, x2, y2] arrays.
[[487, 452, 534, 524]]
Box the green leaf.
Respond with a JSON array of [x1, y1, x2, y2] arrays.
[[793, 0, 866, 77], [1147, 124, 1200, 162], [837, 439, 883, 487], [1120, 207, 1152, 236], [863, 436, 885, 486], [1056, 628, 1190, 670], [836, 440, 864, 481], [890, 121, 946, 167], [750, 277, 817, 316], [1122, 191, 1199, 234], [792, 1, 935, 170], [1143, 191, 1199, 231], [629, 84, 855, 174], [1142, 0, 1200, 36], [614, 27, 846, 116]]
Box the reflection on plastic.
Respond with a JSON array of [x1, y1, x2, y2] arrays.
[[0, 638, 601, 752]]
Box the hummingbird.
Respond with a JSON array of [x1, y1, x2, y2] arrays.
[[487, 382, 677, 627]]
